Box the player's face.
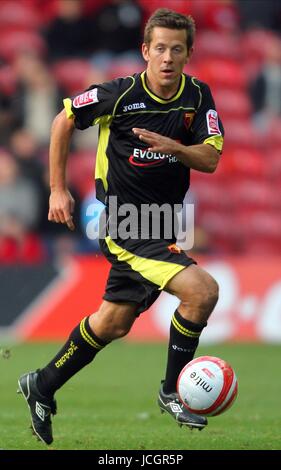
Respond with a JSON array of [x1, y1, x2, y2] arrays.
[[142, 27, 191, 96]]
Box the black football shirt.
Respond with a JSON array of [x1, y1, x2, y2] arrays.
[[64, 71, 224, 209]]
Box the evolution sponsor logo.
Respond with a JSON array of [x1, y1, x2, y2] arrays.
[[129, 148, 177, 167]]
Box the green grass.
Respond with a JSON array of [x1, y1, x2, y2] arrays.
[[1, 342, 281, 450]]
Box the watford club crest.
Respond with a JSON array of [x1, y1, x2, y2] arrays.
[[184, 112, 195, 131], [168, 243, 182, 254]]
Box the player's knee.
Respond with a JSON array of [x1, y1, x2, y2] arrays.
[[90, 321, 132, 341], [89, 301, 137, 341], [181, 274, 219, 313], [198, 276, 219, 312], [111, 323, 132, 339], [204, 276, 219, 310]]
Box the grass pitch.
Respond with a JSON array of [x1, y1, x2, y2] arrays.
[[1, 341, 281, 450]]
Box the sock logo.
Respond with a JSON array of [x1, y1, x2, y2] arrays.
[[172, 344, 194, 353], [55, 341, 78, 368]]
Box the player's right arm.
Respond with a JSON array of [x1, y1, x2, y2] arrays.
[[48, 109, 76, 231], [48, 77, 132, 230]]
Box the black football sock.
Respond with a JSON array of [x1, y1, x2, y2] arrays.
[[36, 316, 108, 396], [163, 309, 206, 394]]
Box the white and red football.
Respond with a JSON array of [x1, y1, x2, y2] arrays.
[[177, 356, 238, 417]]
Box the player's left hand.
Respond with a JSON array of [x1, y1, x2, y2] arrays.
[[132, 128, 179, 154]]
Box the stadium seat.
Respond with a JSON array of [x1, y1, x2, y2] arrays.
[[241, 29, 281, 79], [0, 1, 41, 31], [213, 88, 252, 120], [195, 59, 247, 90], [192, 180, 233, 212], [222, 119, 261, 149], [230, 180, 278, 211], [191, 0, 239, 32], [21, 0, 58, 22], [138, 0, 189, 16], [195, 31, 240, 60], [267, 149, 281, 184], [0, 65, 17, 95], [0, 30, 47, 62], [241, 29, 278, 66], [68, 151, 95, 198], [199, 211, 240, 253], [106, 58, 145, 81], [267, 118, 281, 147], [237, 210, 281, 254], [224, 148, 266, 180], [52, 59, 96, 95]]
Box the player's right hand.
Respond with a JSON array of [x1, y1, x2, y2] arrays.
[[48, 189, 75, 231]]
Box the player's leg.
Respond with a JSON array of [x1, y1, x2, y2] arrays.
[[36, 300, 137, 396], [89, 300, 138, 341], [162, 264, 219, 394], [17, 300, 137, 445], [157, 264, 218, 429]]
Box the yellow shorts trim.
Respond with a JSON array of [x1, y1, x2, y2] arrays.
[[105, 236, 186, 290]]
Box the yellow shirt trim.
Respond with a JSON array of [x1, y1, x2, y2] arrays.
[[141, 71, 185, 104], [63, 98, 74, 119], [203, 135, 224, 153]]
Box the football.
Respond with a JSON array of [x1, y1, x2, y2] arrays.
[[177, 356, 238, 416]]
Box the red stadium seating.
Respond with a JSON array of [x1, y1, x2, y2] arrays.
[[237, 210, 281, 254], [191, 0, 240, 32], [224, 148, 266, 180], [267, 149, 281, 184], [21, 0, 58, 22], [241, 29, 278, 65], [195, 31, 240, 61], [138, 0, 189, 16], [222, 119, 261, 149], [106, 58, 145, 81], [0, 65, 17, 95], [230, 180, 278, 212], [0, 1, 41, 31], [52, 59, 95, 95], [68, 151, 95, 198], [199, 211, 240, 253], [0, 30, 47, 62], [0, 2, 278, 259], [192, 179, 233, 213], [267, 118, 281, 147], [196, 58, 247, 90], [213, 88, 252, 120]]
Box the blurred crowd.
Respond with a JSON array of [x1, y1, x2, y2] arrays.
[[0, 0, 280, 264]]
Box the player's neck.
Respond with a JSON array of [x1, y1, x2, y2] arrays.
[[145, 71, 182, 99]]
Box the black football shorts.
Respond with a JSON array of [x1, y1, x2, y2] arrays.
[[99, 235, 196, 316]]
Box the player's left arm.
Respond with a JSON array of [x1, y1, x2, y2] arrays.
[[132, 128, 219, 173]]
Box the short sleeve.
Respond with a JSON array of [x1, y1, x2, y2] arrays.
[[63, 77, 131, 130], [190, 81, 224, 153]]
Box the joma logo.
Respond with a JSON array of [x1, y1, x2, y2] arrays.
[[123, 103, 146, 112], [190, 371, 213, 392]]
